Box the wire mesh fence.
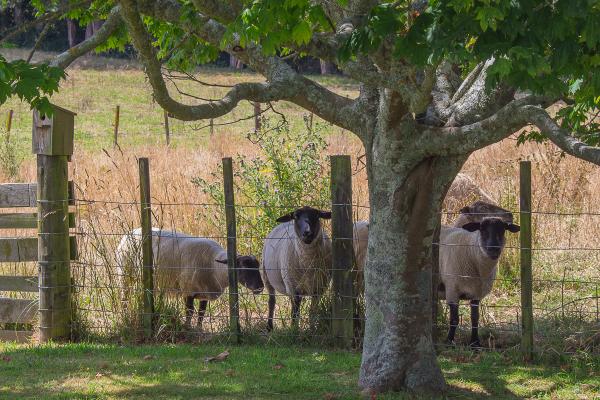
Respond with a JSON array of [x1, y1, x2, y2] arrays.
[[1, 156, 599, 356]]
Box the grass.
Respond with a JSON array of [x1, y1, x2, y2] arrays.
[[0, 342, 598, 399]]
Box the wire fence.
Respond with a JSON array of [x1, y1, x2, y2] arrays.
[[0, 159, 599, 356], [68, 190, 600, 353]]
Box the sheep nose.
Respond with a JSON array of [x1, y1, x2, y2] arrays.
[[302, 231, 311, 239]]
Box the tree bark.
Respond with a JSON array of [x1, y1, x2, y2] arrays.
[[358, 91, 467, 395]]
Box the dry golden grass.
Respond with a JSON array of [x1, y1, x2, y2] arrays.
[[0, 64, 598, 349]]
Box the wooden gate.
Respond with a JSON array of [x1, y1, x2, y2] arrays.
[[0, 104, 77, 343]]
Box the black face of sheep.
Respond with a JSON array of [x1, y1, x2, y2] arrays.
[[216, 256, 264, 294], [462, 218, 520, 260], [276, 206, 332, 244]]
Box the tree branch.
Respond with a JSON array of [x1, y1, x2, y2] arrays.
[[418, 97, 540, 156], [526, 106, 600, 166], [121, 0, 360, 129], [122, 0, 365, 133], [48, 6, 123, 69], [443, 58, 515, 127]]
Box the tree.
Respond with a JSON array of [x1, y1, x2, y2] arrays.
[[1, 0, 600, 396]]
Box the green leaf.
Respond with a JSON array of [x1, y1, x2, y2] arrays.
[[291, 21, 312, 45]]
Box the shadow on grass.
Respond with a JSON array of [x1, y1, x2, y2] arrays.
[[0, 343, 597, 399]]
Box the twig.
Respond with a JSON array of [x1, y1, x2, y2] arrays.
[[26, 22, 52, 63]]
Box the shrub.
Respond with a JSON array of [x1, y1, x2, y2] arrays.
[[192, 116, 330, 257]]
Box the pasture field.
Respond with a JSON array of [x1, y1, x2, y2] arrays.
[[0, 59, 599, 353], [0, 342, 598, 399]]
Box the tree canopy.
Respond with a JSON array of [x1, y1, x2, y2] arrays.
[[1, 0, 600, 396]]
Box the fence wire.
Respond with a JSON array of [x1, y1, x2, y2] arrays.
[[1, 192, 598, 355]]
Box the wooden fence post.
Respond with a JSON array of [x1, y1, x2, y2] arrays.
[[113, 105, 120, 147], [139, 157, 154, 340], [164, 110, 170, 146], [520, 160, 534, 360], [34, 105, 75, 342], [6, 109, 13, 136], [330, 155, 354, 347], [209, 118, 214, 136], [222, 157, 241, 341]]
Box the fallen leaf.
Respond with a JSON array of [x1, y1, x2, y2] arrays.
[[273, 363, 284, 370], [143, 355, 154, 361], [204, 350, 229, 363]]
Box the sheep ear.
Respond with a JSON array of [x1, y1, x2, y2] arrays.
[[215, 258, 228, 264], [506, 223, 520, 233], [319, 211, 332, 220], [461, 222, 481, 232], [276, 212, 294, 223]]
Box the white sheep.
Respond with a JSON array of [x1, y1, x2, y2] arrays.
[[116, 228, 264, 327], [352, 220, 369, 291], [261, 206, 332, 331], [438, 202, 519, 348]]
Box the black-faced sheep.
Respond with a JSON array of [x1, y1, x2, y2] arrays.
[[261, 206, 332, 331], [438, 202, 519, 347], [116, 228, 264, 327]]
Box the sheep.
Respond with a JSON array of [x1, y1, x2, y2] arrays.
[[352, 220, 369, 291], [116, 228, 264, 327], [438, 202, 519, 348], [261, 206, 332, 331]]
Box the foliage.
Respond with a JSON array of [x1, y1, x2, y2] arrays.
[[0, 55, 64, 115], [227, 1, 600, 146], [225, 0, 331, 55], [192, 116, 330, 258]]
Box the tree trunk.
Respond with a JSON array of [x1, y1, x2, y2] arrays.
[[230, 55, 243, 69], [85, 23, 93, 40], [358, 90, 466, 395], [320, 59, 334, 75], [13, 2, 23, 26], [67, 20, 77, 48]]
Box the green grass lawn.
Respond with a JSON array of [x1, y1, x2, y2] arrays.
[[0, 343, 598, 399]]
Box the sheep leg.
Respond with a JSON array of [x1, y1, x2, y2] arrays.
[[185, 295, 195, 327], [469, 300, 482, 348], [197, 300, 208, 329], [291, 294, 302, 329], [446, 302, 459, 345], [267, 287, 276, 332]]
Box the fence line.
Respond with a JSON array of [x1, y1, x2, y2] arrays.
[[3, 138, 599, 354]]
